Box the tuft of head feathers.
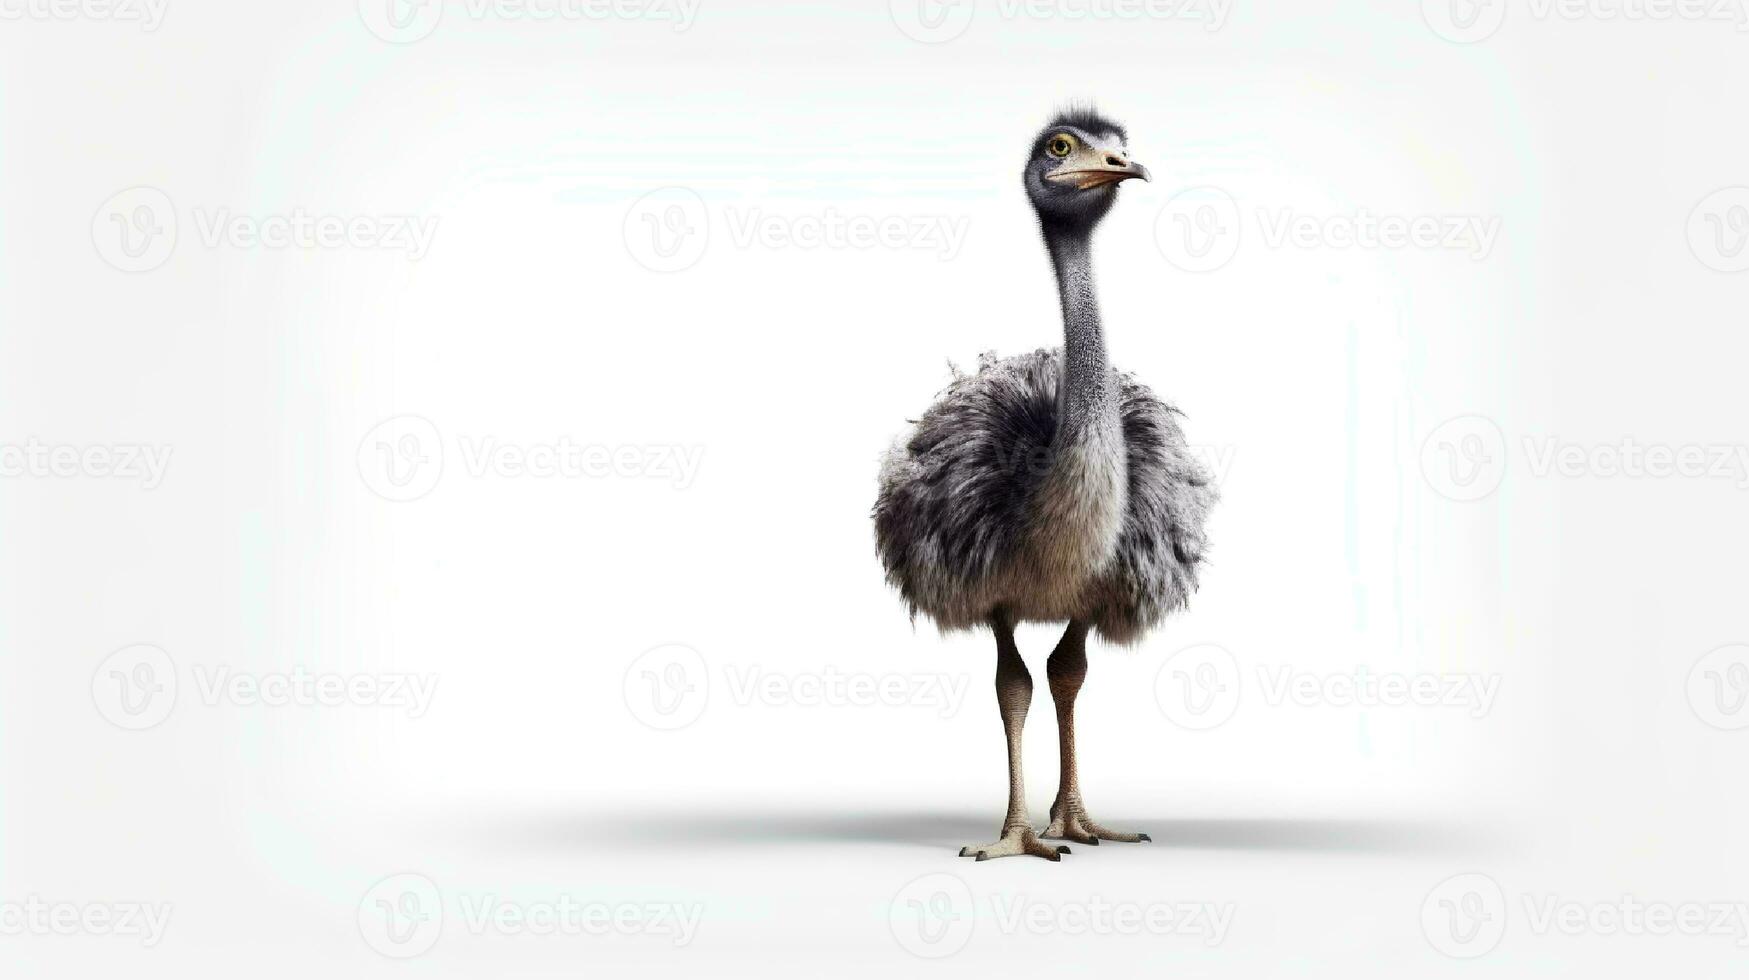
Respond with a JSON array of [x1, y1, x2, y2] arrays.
[[1045, 105, 1127, 143]]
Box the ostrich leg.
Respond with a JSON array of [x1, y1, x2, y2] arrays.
[[1042, 621, 1151, 845], [959, 614, 1070, 862]]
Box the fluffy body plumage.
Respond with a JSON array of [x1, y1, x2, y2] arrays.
[[873, 347, 1215, 644]]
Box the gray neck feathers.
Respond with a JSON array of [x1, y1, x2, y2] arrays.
[[1043, 225, 1116, 438]]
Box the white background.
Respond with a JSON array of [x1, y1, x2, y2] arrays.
[[3, 0, 1748, 975]]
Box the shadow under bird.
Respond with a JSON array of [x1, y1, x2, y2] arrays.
[[873, 109, 1217, 861]]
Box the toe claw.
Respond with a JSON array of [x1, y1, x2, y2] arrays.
[[1087, 837, 1099, 845], [1056, 846, 1070, 856], [958, 846, 973, 857], [975, 851, 989, 862], [1139, 833, 1152, 842]]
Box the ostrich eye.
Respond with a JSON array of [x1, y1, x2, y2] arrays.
[[1047, 135, 1074, 158]]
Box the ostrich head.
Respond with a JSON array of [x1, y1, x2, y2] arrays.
[[1024, 108, 1150, 234]]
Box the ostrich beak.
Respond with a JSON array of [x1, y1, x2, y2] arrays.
[[1049, 158, 1151, 190]]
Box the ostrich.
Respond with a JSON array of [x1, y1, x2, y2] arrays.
[[872, 109, 1216, 861]]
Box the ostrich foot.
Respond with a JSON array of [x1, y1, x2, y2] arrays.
[[1042, 799, 1151, 845], [959, 826, 1070, 862]]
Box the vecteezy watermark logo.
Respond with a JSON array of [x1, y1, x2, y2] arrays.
[[0, 0, 168, 29], [0, 898, 173, 947], [889, 875, 1234, 955], [1520, 895, 1749, 944], [91, 644, 178, 731], [623, 187, 710, 271], [188, 208, 438, 258], [359, 0, 700, 41], [622, 187, 973, 272], [723, 209, 971, 258], [454, 437, 703, 486], [188, 666, 438, 717], [1422, 873, 1507, 958], [1421, 0, 1507, 43], [1687, 644, 1749, 731], [1154, 643, 1241, 730], [358, 0, 444, 42], [1157, 190, 1502, 271], [1157, 651, 1501, 729], [356, 417, 706, 502], [357, 415, 444, 502], [1423, 872, 1749, 956], [890, 0, 977, 42], [92, 648, 439, 727], [358, 874, 701, 955], [624, 654, 968, 729], [0, 440, 173, 489], [1155, 186, 1242, 273], [94, 187, 438, 271], [720, 666, 968, 717], [990, 895, 1234, 941], [359, 873, 443, 958], [1423, 417, 1749, 501], [1425, 0, 1749, 42], [1256, 666, 1501, 718], [1254, 209, 1500, 258], [1420, 415, 1508, 502], [889, 873, 975, 958], [92, 187, 177, 273], [1687, 187, 1749, 273], [1522, 438, 1749, 487], [456, 895, 702, 944], [890, 0, 1230, 42], [623, 644, 709, 730]]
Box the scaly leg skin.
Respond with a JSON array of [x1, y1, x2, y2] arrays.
[[959, 613, 1071, 862], [1040, 621, 1152, 847]]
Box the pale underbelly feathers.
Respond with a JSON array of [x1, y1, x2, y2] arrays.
[[1011, 416, 1128, 619]]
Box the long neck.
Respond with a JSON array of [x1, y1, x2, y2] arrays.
[[1043, 221, 1115, 437]]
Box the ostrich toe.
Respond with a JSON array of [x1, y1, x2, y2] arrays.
[[959, 827, 1070, 862], [1043, 799, 1151, 845]]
